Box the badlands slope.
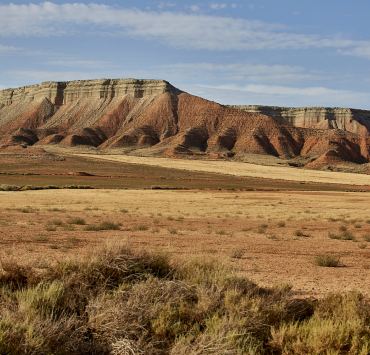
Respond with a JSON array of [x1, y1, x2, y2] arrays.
[[0, 79, 369, 169]]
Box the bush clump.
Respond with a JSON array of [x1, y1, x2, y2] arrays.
[[0, 245, 367, 354], [84, 221, 120, 231], [315, 254, 342, 267]]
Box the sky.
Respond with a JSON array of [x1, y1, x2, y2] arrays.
[[0, 0, 370, 108]]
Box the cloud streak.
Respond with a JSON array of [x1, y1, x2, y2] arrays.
[[0, 2, 369, 56], [161, 63, 321, 83], [0, 44, 19, 54], [196, 83, 370, 107]]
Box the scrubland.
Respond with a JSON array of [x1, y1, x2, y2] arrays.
[[0, 243, 369, 354]]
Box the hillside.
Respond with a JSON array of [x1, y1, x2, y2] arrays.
[[0, 79, 369, 168]]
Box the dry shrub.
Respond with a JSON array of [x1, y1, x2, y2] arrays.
[[270, 293, 370, 354], [67, 217, 86, 225], [0, 259, 35, 290], [0, 246, 367, 354], [0, 184, 20, 191], [329, 230, 355, 241], [315, 254, 342, 267], [230, 248, 246, 259], [88, 277, 198, 353], [84, 221, 120, 231]]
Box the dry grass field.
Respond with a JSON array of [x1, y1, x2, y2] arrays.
[[2, 148, 368, 191], [74, 152, 370, 186], [1, 188, 369, 297]]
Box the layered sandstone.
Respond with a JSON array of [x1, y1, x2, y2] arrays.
[[0, 79, 369, 168], [230, 105, 370, 136], [0, 79, 175, 106]]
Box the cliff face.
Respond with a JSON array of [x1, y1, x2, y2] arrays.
[[0, 79, 175, 106], [230, 105, 370, 136], [0, 79, 369, 168]]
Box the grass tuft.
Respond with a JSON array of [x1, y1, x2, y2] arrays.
[[315, 254, 342, 267], [84, 221, 120, 231], [67, 217, 86, 225]]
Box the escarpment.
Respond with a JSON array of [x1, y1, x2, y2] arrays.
[[230, 105, 370, 136], [0, 79, 369, 169], [0, 79, 174, 106]]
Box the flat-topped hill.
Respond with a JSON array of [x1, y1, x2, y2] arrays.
[[0, 79, 369, 169]]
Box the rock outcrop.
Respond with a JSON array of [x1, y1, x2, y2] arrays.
[[230, 105, 370, 136], [0, 79, 369, 168], [0, 79, 175, 106]]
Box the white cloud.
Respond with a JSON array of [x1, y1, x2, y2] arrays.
[[0, 2, 369, 56], [339, 45, 370, 60]]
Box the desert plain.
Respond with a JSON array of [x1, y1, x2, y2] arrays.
[[1, 148, 369, 298]]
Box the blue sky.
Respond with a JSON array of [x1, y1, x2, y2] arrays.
[[0, 0, 370, 108]]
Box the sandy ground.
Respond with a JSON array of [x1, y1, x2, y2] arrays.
[[0, 189, 369, 297], [72, 153, 370, 186]]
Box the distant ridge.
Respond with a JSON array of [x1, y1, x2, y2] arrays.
[[230, 105, 370, 135]]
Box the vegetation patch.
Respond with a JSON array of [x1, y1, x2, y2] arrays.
[[329, 230, 356, 241], [315, 254, 342, 267], [67, 217, 86, 225], [0, 245, 367, 354], [0, 184, 94, 192], [84, 221, 120, 231]]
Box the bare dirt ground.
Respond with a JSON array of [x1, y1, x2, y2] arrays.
[[0, 188, 369, 297]]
